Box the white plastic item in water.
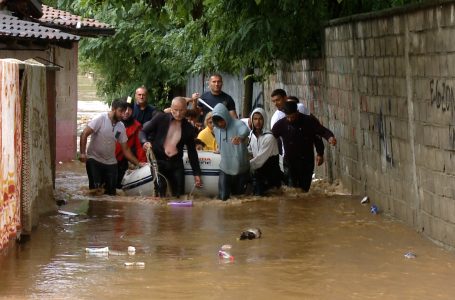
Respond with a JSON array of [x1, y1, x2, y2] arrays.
[[124, 262, 145, 267], [85, 247, 109, 254], [128, 246, 136, 255]]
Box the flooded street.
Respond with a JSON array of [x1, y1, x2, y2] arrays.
[[1, 164, 455, 299], [1, 98, 455, 299]]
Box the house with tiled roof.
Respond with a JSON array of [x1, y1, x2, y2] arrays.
[[1, 0, 114, 167], [0, 0, 114, 249]]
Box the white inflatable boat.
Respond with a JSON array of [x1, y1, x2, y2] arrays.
[[121, 151, 221, 197]]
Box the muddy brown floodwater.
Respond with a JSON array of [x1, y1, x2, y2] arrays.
[[1, 162, 455, 300]]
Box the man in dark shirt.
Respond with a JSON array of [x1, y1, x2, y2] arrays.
[[193, 74, 238, 120], [140, 97, 202, 197], [132, 86, 160, 125], [272, 101, 337, 192]]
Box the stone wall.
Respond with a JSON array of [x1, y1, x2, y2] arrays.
[[265, 1, 455, 248]]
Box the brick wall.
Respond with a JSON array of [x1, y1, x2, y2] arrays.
[[266, 1, 455, 248]]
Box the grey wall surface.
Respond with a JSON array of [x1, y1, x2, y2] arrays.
[[262, 1, 455, 248]]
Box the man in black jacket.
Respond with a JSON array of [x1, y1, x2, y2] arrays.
[[133, 86, 160, 125], [272, 101, 337, 192], [140, 97, 202, 197]]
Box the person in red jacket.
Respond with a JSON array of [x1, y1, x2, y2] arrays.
[[115, 98, 148, 188]]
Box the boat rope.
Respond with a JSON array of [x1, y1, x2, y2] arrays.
[[146, 147, 172, 197]]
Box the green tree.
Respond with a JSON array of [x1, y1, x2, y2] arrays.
[[42, 0, 421, 107]]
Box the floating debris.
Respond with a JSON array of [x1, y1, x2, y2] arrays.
[[58, 210, 78, 217], [124, 262, 145, 268], [404, 251, 417, 259], [128, 246, 136, 255], [221, 244, 232, 251], [239, 228, 262, 240], [168, 200, 193, 207], [361, 196, 369, 204], [85, 247, 109, 254], [218, 250, 234, 262], [370, 205, 379, 214]]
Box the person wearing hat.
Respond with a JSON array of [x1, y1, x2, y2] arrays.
[[271, 101, 337, 192], [115, 96, 148, 188]]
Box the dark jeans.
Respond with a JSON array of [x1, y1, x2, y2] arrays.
[[252, 155, 282, 196], [86, 158, 118, 195], [116, 158, 129, 189], [287, 156, 314, 192], [156, 159, 184, 197], [218, 170, 249, 201]]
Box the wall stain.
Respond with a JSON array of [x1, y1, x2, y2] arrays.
[[378, 105, 394, 166]]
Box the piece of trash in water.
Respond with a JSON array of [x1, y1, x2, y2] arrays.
[[239, 228, 262, 240], [86, 247, 109, 254], [167, 200, 193, 207], [370, 205, 379, 214], [128, 246, 136, 255], [124, 262, 145, 267], [221, 244, 232, 250], [361, 196, 369, 204], [58, 161, 63, 165], [404, 251, 416, 259], [56, 199, 67, 206], [218, 250, 234, 262], [58, 210, 79, 217]]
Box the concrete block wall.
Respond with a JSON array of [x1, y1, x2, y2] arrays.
[[53, 45, 78, 162], [323, 3, 455, 247], [265, 1, 455, 248]]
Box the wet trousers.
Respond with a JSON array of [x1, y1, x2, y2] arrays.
[[218, 170, 249, 201], [86, 158, 118, 195], [116, 158, 129, 189], [252, 155, 282, 196], [156, 159, 184, 197], [287, 156, 314, 192]]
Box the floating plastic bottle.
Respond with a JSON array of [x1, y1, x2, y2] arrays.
[[239, 228, 262, 240], [218, 250, 234, 262], [404, 251, 416, 259], [360, 196, 369, 204], [370, 205, 378, 214]]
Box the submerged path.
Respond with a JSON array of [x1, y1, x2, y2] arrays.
[[0, 162, 455, 299]]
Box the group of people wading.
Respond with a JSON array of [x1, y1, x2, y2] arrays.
[[79, 74, 337, 200]]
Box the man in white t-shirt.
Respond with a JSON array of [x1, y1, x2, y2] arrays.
[[79, 99, 143, 195]]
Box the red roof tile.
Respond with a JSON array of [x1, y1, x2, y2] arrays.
[[40, 5, 114, 34], [0, 13, 80, 42]]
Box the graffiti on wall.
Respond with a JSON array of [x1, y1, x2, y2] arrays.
[[451, 126, 455, 149], [378, 100, 394, 166], [429, 79, 455, 149], [430, 79, 454, 113]]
